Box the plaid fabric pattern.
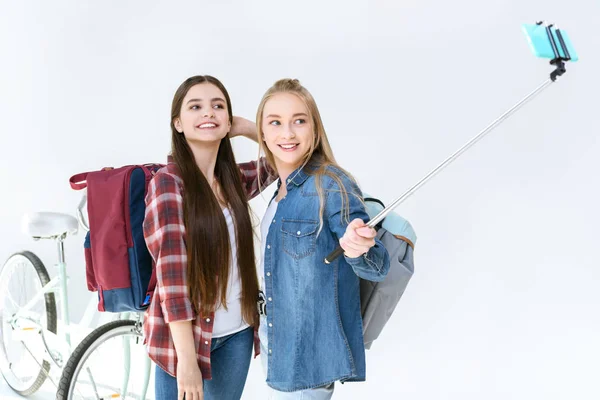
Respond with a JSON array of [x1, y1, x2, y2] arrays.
[[143, 157, 276, 378]]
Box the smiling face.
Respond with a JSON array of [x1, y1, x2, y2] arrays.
[[261, 92, 314, 174], [173, 83, 232, 144]]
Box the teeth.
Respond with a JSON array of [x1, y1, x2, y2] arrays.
[[199, 123, 216, 128], [280, 144, 297, 149]]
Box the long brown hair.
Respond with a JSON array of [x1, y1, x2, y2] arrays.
[[170, 75, 258, 326], [256, 78, 360, 234]]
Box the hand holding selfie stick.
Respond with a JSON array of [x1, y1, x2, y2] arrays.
[[325, 21, 578, 264]]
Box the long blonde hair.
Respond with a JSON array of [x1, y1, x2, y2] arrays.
[[256, 78, 360, 232]]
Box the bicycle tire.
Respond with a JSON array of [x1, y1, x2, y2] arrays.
[[0, 251, 58, 396], [56, 319, 143, 400]]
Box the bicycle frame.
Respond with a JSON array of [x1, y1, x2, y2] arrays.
[[6, 248, 100, 369], [118, 313, 151, 400]]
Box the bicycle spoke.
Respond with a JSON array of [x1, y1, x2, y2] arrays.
[[85, 366, 101, 400], [3, 292, 21, 310]]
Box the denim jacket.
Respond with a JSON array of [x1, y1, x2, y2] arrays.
[[262, 162, 391, 392]]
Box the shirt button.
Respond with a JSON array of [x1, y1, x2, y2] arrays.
[[267, 245, 271, 249], [204, 341, 209, 345], [206, 318, 211, 322], [272, 219, 276, 224], [287, 179, 291, 183], [269, 349, 272, 354], [269, 323, 273, 327], [266, 272, 271, 277], [297, 231, 301, 236], [268, 297, 272, 302]]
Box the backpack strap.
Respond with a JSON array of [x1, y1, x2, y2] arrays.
[[140, 164, 165, 307], [69, 172, 90, 190], [142, 268, 157, 307], [364, 197, 385, 208], [69, 167, 115, 190], [364, 197, 385, 230], [393, 235, 415, 249]]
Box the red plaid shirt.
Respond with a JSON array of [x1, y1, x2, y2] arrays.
[[142, 157, 276, 378]]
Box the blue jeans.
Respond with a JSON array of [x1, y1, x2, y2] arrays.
[[155, 326, 254, 400]]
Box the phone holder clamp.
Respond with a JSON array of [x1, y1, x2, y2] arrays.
[[536, 21, 571, 81]]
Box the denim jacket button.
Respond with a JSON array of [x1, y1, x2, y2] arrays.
[[266, 272, 271, 276], [268, 297, 272, 302], [297, 231, 301, 235], [267, 245, 271, 249]]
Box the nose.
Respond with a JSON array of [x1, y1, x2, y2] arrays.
[[203, 108, 215, 118], [281, 124, 296, 139]]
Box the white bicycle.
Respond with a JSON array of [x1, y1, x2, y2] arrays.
[[0, 195, 115, 396]]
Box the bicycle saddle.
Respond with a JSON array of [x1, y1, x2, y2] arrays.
[[21, 212, 79, 239]]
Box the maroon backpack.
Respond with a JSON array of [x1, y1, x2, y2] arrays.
[[69, 164, 164, 312]]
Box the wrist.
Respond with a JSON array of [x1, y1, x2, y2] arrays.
[[345, 252, 363, 259], [177, 352, 198, 366], [345, 251, 368, 262]]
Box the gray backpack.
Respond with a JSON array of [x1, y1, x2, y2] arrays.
[[360, 196, 417, 349]]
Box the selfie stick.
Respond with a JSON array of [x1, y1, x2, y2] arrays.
[[325, 21, 574, 264]]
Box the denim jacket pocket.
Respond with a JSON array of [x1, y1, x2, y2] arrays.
[[281, 219, 318, 260]]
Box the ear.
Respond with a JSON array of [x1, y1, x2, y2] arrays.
[[174, 118, 183, 133]]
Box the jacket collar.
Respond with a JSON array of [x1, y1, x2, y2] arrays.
[[281, 159, 320, 188]]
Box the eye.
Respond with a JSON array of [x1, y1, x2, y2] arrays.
[[269, 120, 281, 126], [213, 104, 225, 109], [294, 119, 306, 125], [190, 104, 200, 110]]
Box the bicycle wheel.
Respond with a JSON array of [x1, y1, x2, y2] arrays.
[[57, 319, 153, 400], [0, 251, 58, 396]]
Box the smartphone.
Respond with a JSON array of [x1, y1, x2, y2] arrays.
[[522, 23, 579, 62]]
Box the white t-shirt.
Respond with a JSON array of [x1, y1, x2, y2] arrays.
[[212, 208, 250, 338], [259, 199, 279, 292]]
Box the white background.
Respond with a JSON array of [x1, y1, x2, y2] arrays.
[[1, 1, 599, 399]]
